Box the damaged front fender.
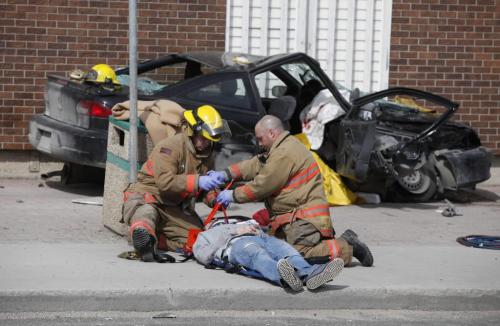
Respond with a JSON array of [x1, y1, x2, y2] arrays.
[[431, 147, 492, 191]]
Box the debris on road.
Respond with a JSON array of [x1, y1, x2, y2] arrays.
[[71, 196, 103, 206], [152, 312, 177, 319], [457, 235, 500, 250], [436, 199, 461, 217]]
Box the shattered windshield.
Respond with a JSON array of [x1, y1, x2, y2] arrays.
[[117, 75, 167, 95], [281, 62, 321, 85], [117, 60, 217, 96]]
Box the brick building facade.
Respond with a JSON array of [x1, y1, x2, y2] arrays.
[[0, 0, 226, 150], [390, 0, 499, 154], [0, 0, 499, 155]]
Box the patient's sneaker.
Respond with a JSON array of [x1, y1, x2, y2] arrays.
[[304, 258, 344, 290], [277, 258, 303, 292]]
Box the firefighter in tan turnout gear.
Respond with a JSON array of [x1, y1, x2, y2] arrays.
[[123, 105, 231, 262], [215, 115, 373, 267]]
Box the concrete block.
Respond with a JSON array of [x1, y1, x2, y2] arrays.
[[0, 150, 64, 179], [102, 117, 152, 236]]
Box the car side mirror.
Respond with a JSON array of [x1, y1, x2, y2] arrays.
[[271, 85, 287, 97]]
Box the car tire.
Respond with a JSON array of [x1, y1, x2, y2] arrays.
[[387, 165, 438, 202]]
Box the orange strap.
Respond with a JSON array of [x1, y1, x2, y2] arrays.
[[183, 228, 202, 254], [204, 181, 234, 227], [184, 181, 234, 255]]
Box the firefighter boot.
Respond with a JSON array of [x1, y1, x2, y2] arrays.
[[131, 226, 156, 262], [340, 229, 374, 267]]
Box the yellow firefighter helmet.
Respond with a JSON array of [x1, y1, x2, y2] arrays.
[[183, 105, 230, 142], [86, 64, 120, 85]]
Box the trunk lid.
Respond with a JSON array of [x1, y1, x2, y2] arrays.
[[45, 75, 115, 129]]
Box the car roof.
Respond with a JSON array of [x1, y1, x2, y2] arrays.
[[177, 51, 295, 70], [115, 51, 307, 75]]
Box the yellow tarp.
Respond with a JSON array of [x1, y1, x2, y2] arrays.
[[294, 134, 357, 206], [394, 96, 436, 113]]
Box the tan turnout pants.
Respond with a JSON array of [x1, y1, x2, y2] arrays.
[[276, 219, 353, 265], [122, 192, 203, 252]]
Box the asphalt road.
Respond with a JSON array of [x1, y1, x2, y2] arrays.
[[2, 309, 500, 326]]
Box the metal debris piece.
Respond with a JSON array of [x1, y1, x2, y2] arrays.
[[442, 199, 459, 217], [152, 312, 177, 319], [117, 251, 140, 260], [71, 196, 103, 206], [41, 170, 62, 180]]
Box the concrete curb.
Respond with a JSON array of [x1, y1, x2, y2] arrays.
[[1, 288, 500, 313]]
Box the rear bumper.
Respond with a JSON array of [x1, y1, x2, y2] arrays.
[[29, 114, 107, 168]]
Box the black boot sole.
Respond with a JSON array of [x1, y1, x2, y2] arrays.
[[341, 229, 374, 267], [132, 227, 156, 262]]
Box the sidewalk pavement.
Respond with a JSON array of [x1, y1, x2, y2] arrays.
[[0, 177, 499, 313]]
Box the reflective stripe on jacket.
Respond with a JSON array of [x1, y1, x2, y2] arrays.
[[126, 132, 214, 208], [228, 131, 334, 238]]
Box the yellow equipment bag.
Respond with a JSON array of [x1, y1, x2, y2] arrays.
[[295, 133, 357, 206]]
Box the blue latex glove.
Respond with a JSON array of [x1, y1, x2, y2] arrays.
[[216, 189, 234, 208], [199, 175, 223, 191], [207, 170, 228, 184]]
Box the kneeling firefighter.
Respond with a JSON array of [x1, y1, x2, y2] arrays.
[[122, 105, 231, 262]]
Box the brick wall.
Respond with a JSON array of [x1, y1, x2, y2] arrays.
[[0, 0, 226, 150], [390, 0, 500, 155]]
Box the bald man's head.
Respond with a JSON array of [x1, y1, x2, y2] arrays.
[[255, 115, 285, 133], [254, 115, 286, 152]]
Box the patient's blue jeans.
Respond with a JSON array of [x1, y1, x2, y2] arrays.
[[228, 234, 315, 285]]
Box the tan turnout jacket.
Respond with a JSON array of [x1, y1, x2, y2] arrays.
[[226, 131, 334, 238], [126, 132, 217, 209]]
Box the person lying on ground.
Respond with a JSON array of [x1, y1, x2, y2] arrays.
[[192, 218, 344, 292]]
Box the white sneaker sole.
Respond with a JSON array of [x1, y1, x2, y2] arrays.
[[305, 258, 344, 290], [277, 259, 303, 292]]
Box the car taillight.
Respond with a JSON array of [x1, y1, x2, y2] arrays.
[[89, 103, 112, 117], [78, 100, 112, 117]]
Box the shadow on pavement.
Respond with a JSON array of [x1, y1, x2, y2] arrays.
[[355, 202, 439, 210], [443, 188, 499, 203], [355, 188, 499, 210], [308, 284, 349, 293], [44, 180, 104, 197]]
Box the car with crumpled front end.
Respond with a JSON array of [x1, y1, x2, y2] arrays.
[[29, 51, 492, 201]]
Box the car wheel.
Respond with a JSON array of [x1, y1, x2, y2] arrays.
[[388, 166, 437, 202]]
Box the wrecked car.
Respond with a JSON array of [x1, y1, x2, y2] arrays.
[[29, 51, 491, 201], [328, 87, 491, 201]]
